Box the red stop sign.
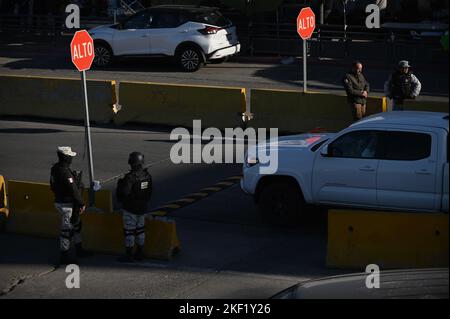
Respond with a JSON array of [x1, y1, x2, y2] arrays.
[[297, 7, 316, 40], [70, 30, 95, 72]]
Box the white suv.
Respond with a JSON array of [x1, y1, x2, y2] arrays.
[[89, 5, 240, 72]]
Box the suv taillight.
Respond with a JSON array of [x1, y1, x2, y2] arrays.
[[198, 26, 222, 35]]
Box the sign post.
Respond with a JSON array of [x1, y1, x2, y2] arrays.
[[70, 30, 96, 206], [297, 7, 316, 93]]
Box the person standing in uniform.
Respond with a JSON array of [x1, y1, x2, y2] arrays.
[[384, 60, 422, 111], [343, 61, 370, 121], [50, 146, 92, 265], [116, 152, 153, 262]]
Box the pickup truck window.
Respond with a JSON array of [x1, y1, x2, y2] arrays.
[[329, 130, 382, 159], [384, 131, 431, 161], [311, 139, 329, 152]]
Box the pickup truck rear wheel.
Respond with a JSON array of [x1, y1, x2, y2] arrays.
[[258, 182, 304, 227]]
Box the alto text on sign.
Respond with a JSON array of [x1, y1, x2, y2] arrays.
[[297, 7, 316, 40], [70, 30, 95, 72]]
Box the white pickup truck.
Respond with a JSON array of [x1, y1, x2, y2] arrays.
[[241, 112, 449, 225]]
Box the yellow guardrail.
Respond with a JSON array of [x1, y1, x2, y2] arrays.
[[82, 212, 180, 260], [5, 179, 180, 260], [327, 209, 449, 269], [249, 89, 385, 133], [402, 99, 449, 113], [113, 81, 244, 129], [6, 180, 112, 238], [0, 75, 115, 124]]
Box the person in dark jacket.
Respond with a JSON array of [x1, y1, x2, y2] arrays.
[[50, 146, 92, 265], [343, 61, 370, 121], [116, 152, 153, 262], [384, 60, 422, 111]]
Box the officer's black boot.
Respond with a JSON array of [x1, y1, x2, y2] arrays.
[[118, 247, 134, 263], [75, 243, 94, 258], [60, 250, 78, 265], [134, 245, 144, 261]]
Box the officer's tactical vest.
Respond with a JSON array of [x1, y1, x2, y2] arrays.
[[117, 169, 152, 215], [392, 71, 413, 99]]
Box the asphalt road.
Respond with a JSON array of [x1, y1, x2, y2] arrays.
[[0, 34, 447, 299], [0, 34, 448, 99], [0, 119, 337, 299]]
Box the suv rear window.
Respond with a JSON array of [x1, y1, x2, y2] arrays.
[[384, 131, 432, 161], [194, 11, 230, 27]]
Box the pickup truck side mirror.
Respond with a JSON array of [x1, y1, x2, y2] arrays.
[[321, 145, 330, 157]]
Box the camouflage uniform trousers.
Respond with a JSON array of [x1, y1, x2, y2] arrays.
[[54, 203, 82, 251], [122, 210, 146, 248]]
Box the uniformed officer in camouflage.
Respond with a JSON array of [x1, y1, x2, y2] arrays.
[[116, 152, 153, 262], [343, 61, 370, 121], [50, 146, 92, 265], [384, 60, 422, 111]]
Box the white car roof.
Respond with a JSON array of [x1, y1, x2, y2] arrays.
[[351, 111, 449, 131]]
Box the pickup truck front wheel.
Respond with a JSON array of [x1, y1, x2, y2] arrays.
[[258, 182, 304, 227]]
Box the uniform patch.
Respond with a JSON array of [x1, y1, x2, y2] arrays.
[[141, 181, 149, 190]]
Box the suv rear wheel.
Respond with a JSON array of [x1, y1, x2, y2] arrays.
[[258, 181, 305, 227], [94, 43, 113, 67], [177, 46, 203, 72]]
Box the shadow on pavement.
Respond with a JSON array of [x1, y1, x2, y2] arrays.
[[0, 128, 63, 134]]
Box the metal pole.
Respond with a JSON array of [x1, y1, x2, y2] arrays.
[[343, 0, 347, 42], [276, 7, 280, 56], [81, 70, 95, 207], [320, 2, 324, 24], [303, 39, 307, 93]]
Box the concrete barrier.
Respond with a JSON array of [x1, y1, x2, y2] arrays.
[[327, 209, 449, 269], [114, 81, 244, 129], [249, 89, 385, 133], [81, 212, 180, 260], [0, 75, 115, 124], [402, 99, 449, 113], [0, 175, 8, 230], [6, 180, 180, 260], [6, 180, 112, 238]]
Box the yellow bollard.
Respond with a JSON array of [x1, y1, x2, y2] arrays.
[[0, 175, 8, 230]]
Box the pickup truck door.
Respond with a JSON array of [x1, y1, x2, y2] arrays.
[[113, 11, 153, 56], [377, 130, 439, 211], [312, 130, 383, 207]]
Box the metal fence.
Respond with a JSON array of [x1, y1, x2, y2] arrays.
[[0, 14, 446, 64]]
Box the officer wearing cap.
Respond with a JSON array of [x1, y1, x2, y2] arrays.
[[50, 146, 92, 265], [384, 60, 422, 111], [116, 152, 153, 262]]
